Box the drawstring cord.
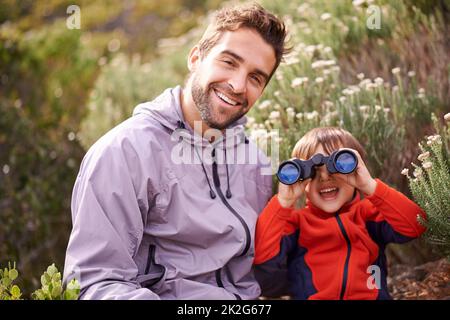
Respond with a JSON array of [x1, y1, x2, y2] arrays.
[[178, 120, 216, 199], [224, 144, 232, 199], [194, 147, 216, 199], [177, 120, 235, 200]]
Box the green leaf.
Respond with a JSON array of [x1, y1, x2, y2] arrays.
[[52, 272, 61, 282], [46, 264, 58, 276], [66, 279, 81, 291], [32, 289, 45, 300], [52, 281, 62, 296], [2, 277, 11, 287], [47, 283, 53, 296], [64, 291, 77, 300], [8, 269, 18, 281], [51, 285, 62, 298], [10, 285, 21, 298], [43, 284, 50, 295], [63, 279, 80, 300], [41, 273, 50, 286]]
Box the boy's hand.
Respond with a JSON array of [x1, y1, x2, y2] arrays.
[[333, 148, 377, 196], [277, 179, 310, 208]]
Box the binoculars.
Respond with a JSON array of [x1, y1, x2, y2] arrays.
[[277, 149, 358, 185]]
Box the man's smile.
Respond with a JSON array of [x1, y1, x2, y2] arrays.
[[213, 88, 243, 107]]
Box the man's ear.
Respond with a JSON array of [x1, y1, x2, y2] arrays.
[[187, 45, 201, 72]]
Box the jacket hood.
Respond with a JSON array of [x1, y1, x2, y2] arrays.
[[132, 86, 248, 149]]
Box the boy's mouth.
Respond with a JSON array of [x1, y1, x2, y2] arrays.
[[319, 187, 339, 200]]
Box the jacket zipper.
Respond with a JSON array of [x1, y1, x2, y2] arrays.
[[210, 149, 247, 300], [215, 268, 242, 300], [137, 245, 166, 288], [335, 213, 351, 300], [211, 149, 251, 257]]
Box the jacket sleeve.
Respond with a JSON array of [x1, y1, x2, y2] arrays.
[[253, 195, 299, 297], [364, 179, 427, 245], [63, 135, 159, 300]]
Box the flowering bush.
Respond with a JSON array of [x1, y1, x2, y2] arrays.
[[239, 0, 446, 195], [402, 113, 450, 258], [247, 48, 436, 182]]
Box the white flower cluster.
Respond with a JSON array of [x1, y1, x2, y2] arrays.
[[444, 113, 450, 121], [258, 100, 271, 110], [291, 77, 309, 88], [311, 60, 336, 69], [417, 152, 432, 170], [426, 135, 442, 146]]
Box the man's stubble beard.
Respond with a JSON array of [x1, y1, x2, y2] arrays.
[[190, 72, 249, 130]]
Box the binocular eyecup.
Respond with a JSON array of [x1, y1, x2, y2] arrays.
[[277, 149, 358, 185]]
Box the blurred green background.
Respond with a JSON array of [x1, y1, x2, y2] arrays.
[[0, 0, 449, 295]]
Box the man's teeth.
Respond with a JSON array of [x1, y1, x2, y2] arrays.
[[320, 187, 338, 194], [216, 90, 238, 106]]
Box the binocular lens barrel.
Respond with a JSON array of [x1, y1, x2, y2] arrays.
[[277, 162, 301, 185], [277, 150, 358, 185], [334, 152, 357, 174]]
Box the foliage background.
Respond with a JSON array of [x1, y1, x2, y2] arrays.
[[0, 0, 449, 295]]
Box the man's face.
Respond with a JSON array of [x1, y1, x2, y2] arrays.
[[189, 28, 276, 130]]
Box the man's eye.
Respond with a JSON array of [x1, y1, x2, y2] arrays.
[[222, 60, 233, 66], [251, 75, 262, 84]]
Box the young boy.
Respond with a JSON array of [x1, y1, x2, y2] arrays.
[[254, 127, 426, 300]]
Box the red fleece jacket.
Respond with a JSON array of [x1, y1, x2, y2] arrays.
[[254, 179, 426, 300]]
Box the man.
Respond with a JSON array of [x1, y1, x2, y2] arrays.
[[63, 3, 288, 299]]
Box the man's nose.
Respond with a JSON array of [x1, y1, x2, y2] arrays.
[[228, 72, 247, 94]]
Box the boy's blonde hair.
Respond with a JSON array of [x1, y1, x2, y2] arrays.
[[292, 127, 367, 163]]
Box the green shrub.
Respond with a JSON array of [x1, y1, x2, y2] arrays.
[[403, 113, 450, 258], [0, 262, 80, 300], [0, 262, 22, 300]]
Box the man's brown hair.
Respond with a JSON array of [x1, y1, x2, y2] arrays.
[[292, 127, 367, 163], [198, 2, 289, 83]]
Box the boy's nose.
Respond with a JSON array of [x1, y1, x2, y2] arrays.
[[317, 166, 331, 181]]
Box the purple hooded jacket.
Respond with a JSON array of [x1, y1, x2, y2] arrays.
[[63, 86, 273, 299]]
